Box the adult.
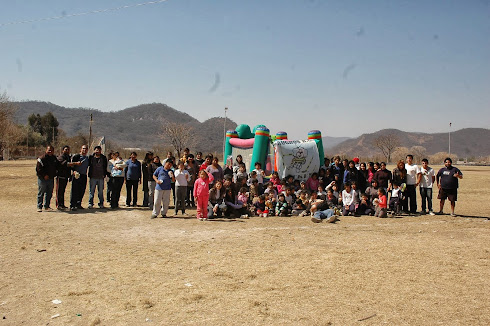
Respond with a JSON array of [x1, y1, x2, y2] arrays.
[[106, 151, 114, 203], [185, 154, 198, 207], [109, 152, 126, 209], [367, 162, 376, 184], [88, 145, 108, 209], [152, 159, 175, 219], [329, 156, 344, 189], [141, 151, 154, 207], [195, 152, 204, 167], [36, 145, 58, 212], [148, 155, 162, 210], [418, 158, 435, 215], [56, 145, 75, 210], [436, 158, 463, 216], [209, 181, 225, 218], [392, 160, 408, 212], [125, 152, 141, 207], [405, 154, 421, 214], [206, 157, 224, 186], [343, 160, 359, 185], [373, 162, 392, 192], [70, 145, 89, 211], [180, 148, 190, 163], [174, 160, 190, 216], [358, 162, 368, 193], [161, 151, 173, 165], [233, 154, 244, 175], [199, 154, 213, 171]]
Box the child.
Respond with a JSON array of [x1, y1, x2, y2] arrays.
[[275, 193, 290, 217], [351, 181, 361, 208], [295, 181, 310, 197], [374, 188, 388, 218], [284, 187, 296, 207], [306, 173, 320, 193], [253, 194, 268, 217], [252, 162, 266, 193], [325, 189, 338, 209], [341, 182, 356, 216], [224, 188, 249, 218], [238, 187, 249, 206], [193, 170, 214, 220], [265, 192, 276, 216], [389, 182, 402, 215], [249, 179, 260, 198], [277, 180, 287, 195], [357, 193, 374, 216], [264, 182, 277, 199], [174, 160, 190, 216], [365, 179, 379, 204], [292, 191, 309, 216], [247, 170, 258, 186], [317, 185, 327, 200], [233, 163, 247, 184], [270, 172, 280, 188]]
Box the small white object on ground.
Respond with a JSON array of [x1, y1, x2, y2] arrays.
[[184, 283, 192, 287], [51, 314, 60, 319], [51, 299, 62, 304]]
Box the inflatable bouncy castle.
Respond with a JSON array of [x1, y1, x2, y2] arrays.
[[224, 124, 325, 181]]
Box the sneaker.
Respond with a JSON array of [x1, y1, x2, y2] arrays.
[[429, 211, 435, 216], [325, 215, 338, 223], [70, 207, 78, 211], [88, 205, 94, 209], [437, 211, 444, 215], [161, 215, 167, 218], [150, 214, 157, 219], [44, 207, 54, 211], [311, 217, 322, 223], [450, 212, 457, 217], [37, 208, 43, 212], [78, 206, 85, 210], [240, 214, 249, 219], [420, 211, 427, 215], [98, 205, 105, 209]]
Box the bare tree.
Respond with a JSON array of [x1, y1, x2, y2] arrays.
[[0, 92, 22, 158], [160, 121, 194, 158], [373, 134, 401, 163]]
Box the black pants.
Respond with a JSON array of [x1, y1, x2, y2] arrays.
[[70, 174, 87, 208], [57, 177, 69, 207], [186, 185, 195, 206], [126, 179, 139, 206], [106, 177, 113, 203], [142, 178, 150, 207], [404, 185, 417, 213], [111, 177, 124, 208]]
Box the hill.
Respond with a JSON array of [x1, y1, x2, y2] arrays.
[[13, 101, 237, 153], [327, 128, 490, 159]]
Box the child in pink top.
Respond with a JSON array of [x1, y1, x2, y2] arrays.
[[193, 170, 214, 220], [375, 188, 388, 218]]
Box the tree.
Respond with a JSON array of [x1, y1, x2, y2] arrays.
[[28, 111, 59, 145], [373, 134, 401, 163], [0, 92, 23, 158], [160, 121, 194, 158], [409, 146, 427, 163]]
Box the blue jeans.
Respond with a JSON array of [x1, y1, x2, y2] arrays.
[[89, 178, 104, 207], [314, 208, 334, 220], [419, 187, 433, 212], [37, 178, 54, 209]]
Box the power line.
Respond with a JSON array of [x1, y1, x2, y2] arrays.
[[0, 0, 169, 27]]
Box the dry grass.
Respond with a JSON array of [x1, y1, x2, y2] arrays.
[[0, 161, 489, 325]]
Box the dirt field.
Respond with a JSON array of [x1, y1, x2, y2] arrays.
[[0, 161, 489, 325]]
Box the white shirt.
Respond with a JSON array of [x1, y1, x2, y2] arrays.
[[405, 163, 419, 185], [419, 166, 435, 188], [174, 169, 190, 187]]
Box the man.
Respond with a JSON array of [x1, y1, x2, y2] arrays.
[[56, 145, 76, 210], [36, 145, 58, 212], [405, 154, 421, 214], [436, 158, 463, 216], [161, 151, 173, 165], [88, 145, 108, 209], [70, 145, 89, 211], [418, 158, 435, 215], [125, 152, 141, 207], [310, 197, 338, 223], [152, 159, 175, 219]]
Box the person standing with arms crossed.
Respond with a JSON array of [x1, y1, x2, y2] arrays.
[[36, 145, 58, 212], [436, 158, 463, 216], [70, 145, 89, 211]]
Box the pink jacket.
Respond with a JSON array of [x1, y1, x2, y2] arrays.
[[193, 173, 214, 198]]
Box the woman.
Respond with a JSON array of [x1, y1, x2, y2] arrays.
[[392, 160, 408, 212], [206, 157, 224, 187], [110, 152, 126, 209], [224, 187, 249, 218], [185, 154, 198, 207], [343, 160, 359, 185], [358, 162, 368, 193], [367, 162, 376, 183], [142, 151, 154, 207], [208, 181, 225, 218]]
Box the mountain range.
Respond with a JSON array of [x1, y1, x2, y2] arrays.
[[13, 101, 489, 158]]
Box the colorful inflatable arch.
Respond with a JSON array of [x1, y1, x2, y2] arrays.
[[224, 124, 324, 180]]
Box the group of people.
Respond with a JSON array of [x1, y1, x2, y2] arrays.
[[36, 145, 463, 222]]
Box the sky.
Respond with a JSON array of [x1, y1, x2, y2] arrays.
[[1, 0, 489, 140]]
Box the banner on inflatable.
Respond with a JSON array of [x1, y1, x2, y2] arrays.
[[274, 140, 320, 181]]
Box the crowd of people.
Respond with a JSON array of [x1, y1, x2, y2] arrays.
[[36, 145, 464, 222]]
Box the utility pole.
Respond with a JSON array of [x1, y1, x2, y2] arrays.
[[89, 113, 93, 149], [223, 107, 228, 159], [26, 127, 29, 157], [449, 122, 452, 157]]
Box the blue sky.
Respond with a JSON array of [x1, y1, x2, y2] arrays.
[[1, 0, 489, 141]]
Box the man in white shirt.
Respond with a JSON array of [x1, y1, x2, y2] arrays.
[[405, 154, 421, 214], [418, 158, 435, 215]]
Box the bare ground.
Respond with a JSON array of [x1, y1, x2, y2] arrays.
[[0, 161, 489, 325]]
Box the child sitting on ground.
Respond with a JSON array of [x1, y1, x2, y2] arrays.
[[317, 185, 327, 200], [265, 192, 276, 216], [264, 182, 277, 199], [357, 193, 374, 216], [275, 193, 290, 217], [292, 191, 309, 216], [253, 194, 268, 217], [374, 188, 388, 218]]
